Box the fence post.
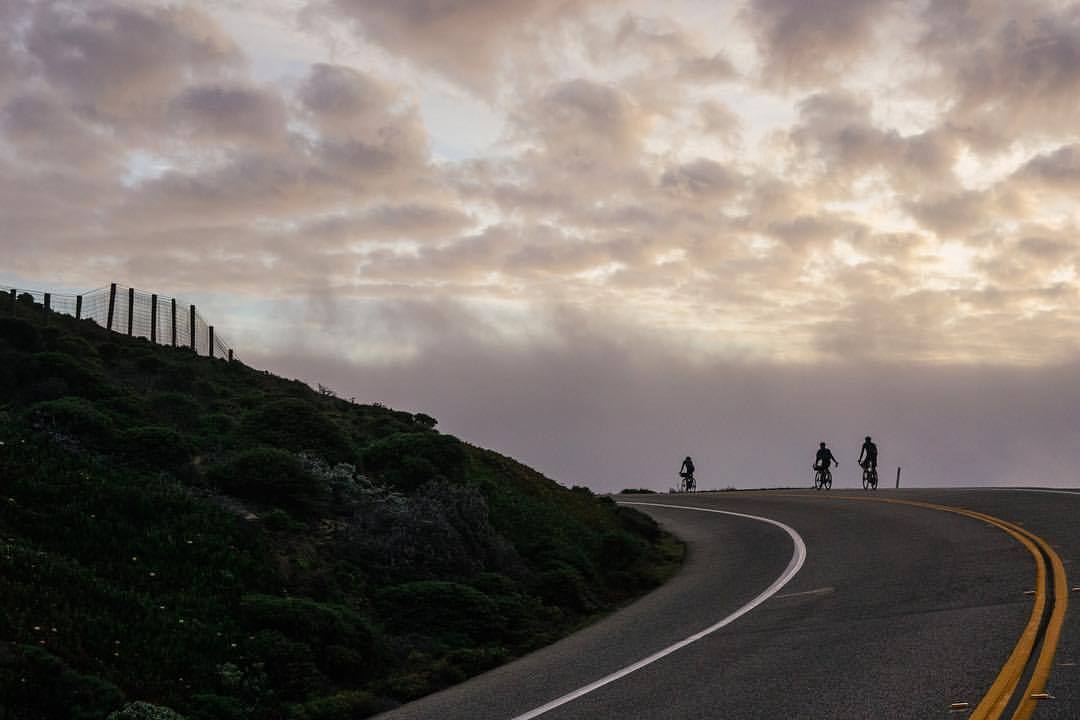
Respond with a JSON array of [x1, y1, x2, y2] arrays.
[[43, 293, 50, 326], [150, 294, 157, 344], [189, 305, 196, 352], [171, 299, 177, 347], [896, 466, 901, 489], [228, 348, 233, 363], [209, 326, 215, 358], [127, 287, 134, 336], [75, 295, 82, 320], [106, 283, 116, 330], [9, 289, 15, 317]]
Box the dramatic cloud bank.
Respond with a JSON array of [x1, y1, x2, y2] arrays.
[[4, 0, 1080, 489]]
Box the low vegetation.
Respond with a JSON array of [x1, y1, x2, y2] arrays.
[[0, 298, 683, 719]]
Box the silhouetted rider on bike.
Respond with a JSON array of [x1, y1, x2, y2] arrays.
[[814, 442, 838, 474], [679, 456, 695, 491], [858, 436, 877, 471]]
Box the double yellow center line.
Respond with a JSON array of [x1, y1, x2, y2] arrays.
[[835, 496, 1068, 719]]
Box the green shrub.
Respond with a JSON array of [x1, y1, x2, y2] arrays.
[[100, 394, 150, 424], [261, 507, 298, 531], [532, 564, 597, 612], [210, 448, 328, 514], [243, 630, 327, 701], [412, 413, 437, 429], [362, 433, 468, 492], [26, 351, 109, 398], [158, 361, 197, 392], [149, 392, 203, 429], [239, 595, 377, 655], [376, 581, 499, 642], [185, 694, 246, 720], [26, 396, 116, 444], [437, 646, 509, 679], [288, 690, 382, 720], [241, 399, 355, 464], [0, 317, 40, 350], [107, 701, 188, 720], [54, 334, 101, 363], [615, 505, 662, 542], [120, 425, 193, 468], [199, 412, 239, 438], [0, 644, 126, 720], [598, 530, 647, 570]]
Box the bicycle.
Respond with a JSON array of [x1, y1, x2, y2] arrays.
[[861, 463, 878, 490], [678, 473, 696, 493], [813, 467, 832, 490]]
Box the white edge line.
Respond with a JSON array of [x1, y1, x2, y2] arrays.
[[508, 501, 807, 720]]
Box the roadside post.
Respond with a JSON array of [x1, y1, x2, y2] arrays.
[[896, 466, 901, 489]]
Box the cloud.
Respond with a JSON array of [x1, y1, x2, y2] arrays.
[[611, 13, 738, 83], [698, 101, 742, 145], [744, 0, 896, 86], [1, 90, 120, 171], [304, 203, 475, 243], [920, 0, 1080, 148], [660, 158, 743, 201], [1012, 144, 1080, 191], [24, 1, 240, 125], [170, 83, 287, 146], [904, 190, 1009, 237], [298, 63, 396, 136], [323, 0, 608, 94], [789, 90, 960, 191], [529, 78, 647, 159]]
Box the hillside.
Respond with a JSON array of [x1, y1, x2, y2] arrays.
[[0, 297, 681, 720]]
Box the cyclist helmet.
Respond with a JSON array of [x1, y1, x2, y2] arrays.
[[819, 442, 826, 448], [865, 435, 872, 442]]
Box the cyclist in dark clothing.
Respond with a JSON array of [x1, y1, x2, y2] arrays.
[[858, 436, 878, 471], [679, 456, 695, 491], [814, 442, 838, 472]]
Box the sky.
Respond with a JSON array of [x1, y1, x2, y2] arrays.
[[3, 0, 1080, 491]]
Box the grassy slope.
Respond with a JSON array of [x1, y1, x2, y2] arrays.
[[0, 299, 682, 720]]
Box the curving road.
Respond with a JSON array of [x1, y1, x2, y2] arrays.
[[375, 488, 1078, 719]]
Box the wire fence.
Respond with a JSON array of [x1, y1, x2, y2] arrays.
[[2, 283, 235, 360]]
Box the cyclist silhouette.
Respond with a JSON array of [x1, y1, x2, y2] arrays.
[[858, 436, 877, 471], [679, 456, 696, 492], [814, 442, 838, 472]]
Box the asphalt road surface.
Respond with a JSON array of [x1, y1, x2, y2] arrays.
[[375, 488, 1078, 720]]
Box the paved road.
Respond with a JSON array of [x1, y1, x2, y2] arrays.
[[375, 488, 1078, 719]]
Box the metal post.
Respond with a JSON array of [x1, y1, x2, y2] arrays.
[[228, 348, 233, 363], [896, 466, 901, 489], [170, 299, 177, 347], [208, 326, 215, 358], [106, 283, 116, 330], [189, 305, 196, 351], [9, 289, 15, 316], [43, 293, 50, 326], [150, 294, 157, 344], [127, 287, 134, 336], [75, 295, 82, 320]]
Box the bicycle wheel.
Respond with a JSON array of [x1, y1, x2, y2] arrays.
[[862, 469, 870, 490], [814, 470, 824, 490], [871, 469, 878, 490], [824, 471, 832, 490]]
